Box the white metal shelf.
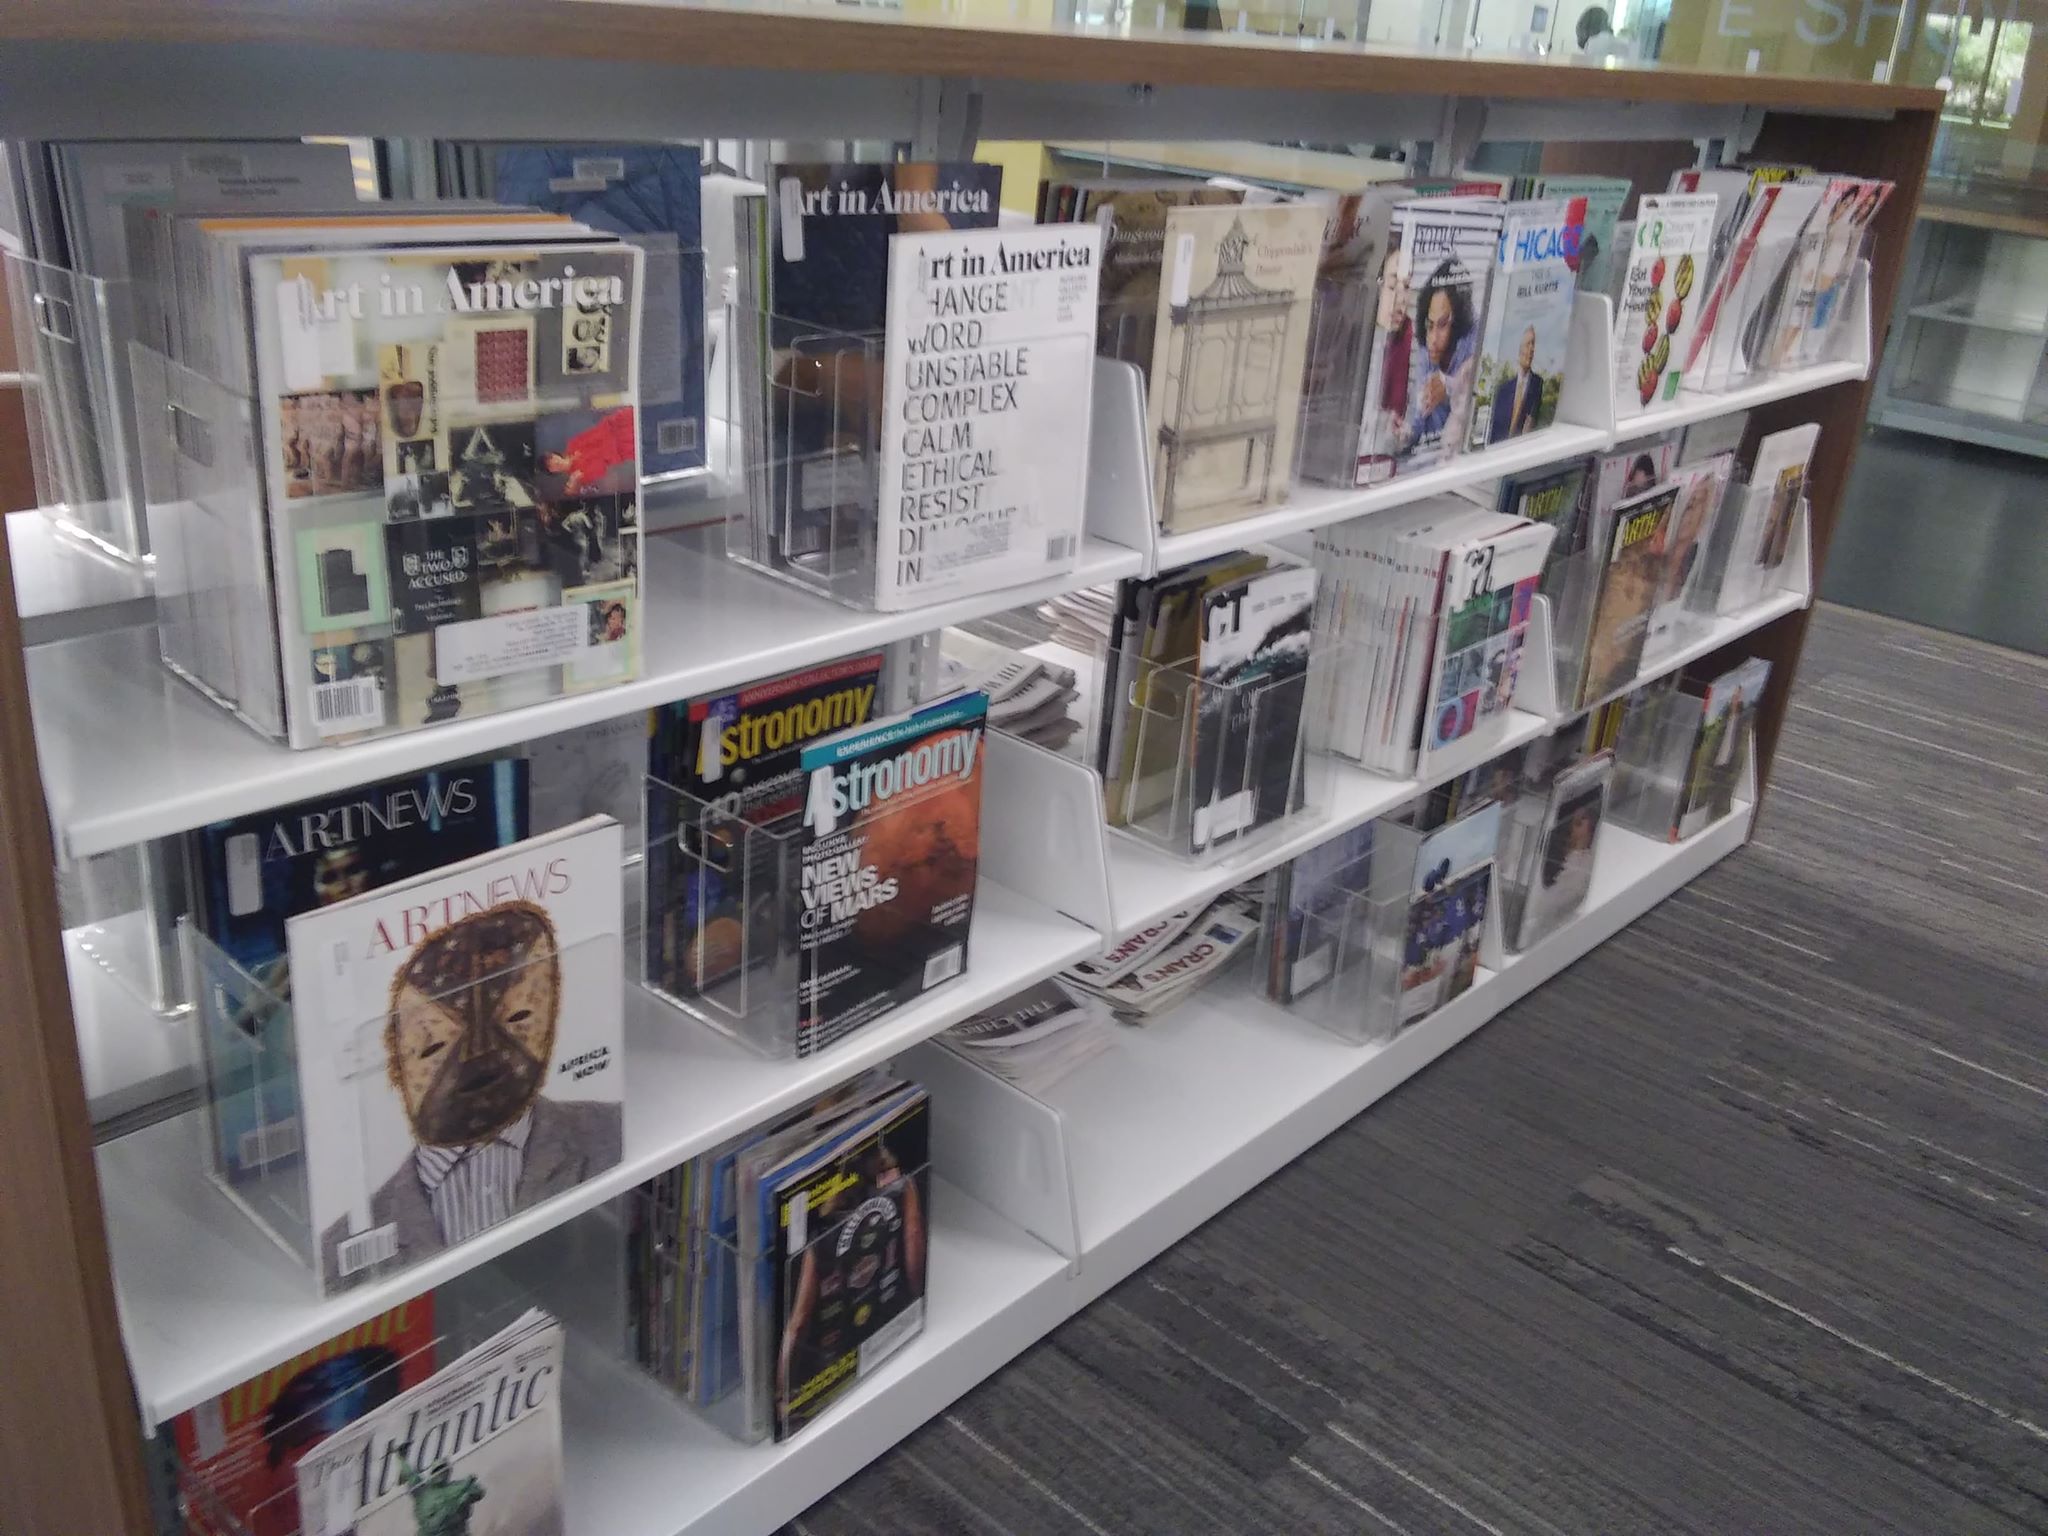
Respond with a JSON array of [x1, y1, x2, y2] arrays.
[[29, 530, 1143, 861], [99, 878, 1098, 1425], [8, 510, 156, 647]]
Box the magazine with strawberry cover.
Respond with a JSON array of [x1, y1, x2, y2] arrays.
[[796, 691, 987, 1055], [293, 1308, 564, 1536], [646, 655, 885, 1002], [191, 759, 530, 1188], [285, 816, 624, 1295], [171, 1296, 436, 1536], [247, 241, 645, 747], [1614, 194, 1716, 414]]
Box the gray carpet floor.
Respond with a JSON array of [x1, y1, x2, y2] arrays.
[[786, 602, 2048, 1536]]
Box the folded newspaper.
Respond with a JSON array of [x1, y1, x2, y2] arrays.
[[294, 1308, 564, 1536], [940, 630, 1081, 750], [1064, 893, 1261, 1021], [945, 977, 1114, 1092]]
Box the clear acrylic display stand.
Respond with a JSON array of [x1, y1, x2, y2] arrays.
[[2, 251, 148, 561], [185, 918, 626, 1296], [1608, 679, 1765, 846]]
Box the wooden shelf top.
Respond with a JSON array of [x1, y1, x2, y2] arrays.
[[1, 0, 1946, 113]]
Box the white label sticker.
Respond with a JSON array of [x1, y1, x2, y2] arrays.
[[1193, 789, 1254, 847], [572, 156, 627, 180], [104, 165, 173, 195], [1169, 233, 1196, 307], [433, 604, 591, 685], [225, 831, 263, 916], [787, 1190, 808, 1251], [191, 1397, 228, 1462], [859, 1296, 925, 1374], [274, 275, 327, 393], [778, 176, 807, 263], [546, 175, 611, 194]]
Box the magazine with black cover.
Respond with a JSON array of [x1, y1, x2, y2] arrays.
[[190, 758, 530, 1187], [647, 655, 884, 1000], [287, 817, 624, 1295], [769, 1085, 930, 1439], [1578, 480, 1680, 705], [1191, 562, 1316, 854], [797, 690, 986, 1054], [293, 1307, 564, 1536]]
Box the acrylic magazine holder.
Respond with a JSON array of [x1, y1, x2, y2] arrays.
[[2, 251, 149, 560], [61, 839, 190, 1020], [1293, 261, 1378, 489], [1692, 479, 1813, 618], [1492, 763, 1613, 955], [1261, 814, 1498, 1047], [186, 917, 625, 1296], [1688, 231, 1874, 397], [639, 766, 981, 1061], [1608, 675, 1762, 845]]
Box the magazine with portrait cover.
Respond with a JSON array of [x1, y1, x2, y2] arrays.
[[796, 690, 986, 1055], [1682, 178, 1823, 387], [477, 142, 708, 476], [645, 654, 885, 1001], [874, 222, 1098, 610], [753, 162, 1002, 572], [293, 1308, 563, 1536], [1147, 202, 1323, 530], [190, 758, 530, 1187], [172, 1296, 436, 1536], [1191, 562, 1317, 854], [1505, 750, 1613, 950], [285, 816, 624, 1295], [1614, 193, 1717, 415], [1577, 480, 1680, 706], [246, 239, 644, 748], [1468, 196, 1584, 450], [1355, 196, 1504, 483]]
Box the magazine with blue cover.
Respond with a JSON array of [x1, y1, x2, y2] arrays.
[[487, 143, 706, 476], [191, 757, 529, 1184]]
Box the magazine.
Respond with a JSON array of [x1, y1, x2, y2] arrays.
[[1614, 193, 1717, 414], [1528, 174, 1629, 297], [1642, 453, 1732, 662], [1420, 520, 1554, 758], [1265, 823, 1376, 1004], [1082, 182, 1245, 373], [874, 223, 1098, 609], [796, 690, 987, 1054], [1468, 196, 1584, 449], [1509, 751, 1613, 948], [293, 1308, 563, 1536], [1147, 202, 1324, 529], [286, 817, 625, 1294], [1577, 480, 1680, 706], [1679, 657, 1770, 835], [172, 1297, 436, 1536], [945, 978, 1114, 1092], [1396, 801, 1501, 1025], [190, 759, 530, 1186], [1190, 562, 1317, 853]]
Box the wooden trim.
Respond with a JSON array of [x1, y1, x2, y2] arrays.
[[1918, 200, 2048, 239], [0, 0, 1947, 113], [0, 534, 152, 1531]]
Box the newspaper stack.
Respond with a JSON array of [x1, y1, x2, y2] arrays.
[[1060, 890, 1261, 1023], [1038, 586, 1117, 654], [943, 978, 1115, 1094], [940, 630, 1082, 751]]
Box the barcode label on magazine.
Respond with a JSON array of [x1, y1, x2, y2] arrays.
[[1044, 533, 1075, 564], [923, 945, 964, 988], [658, 419, 698, 453], [336, 1223, 399, 1278], [860, 1297, 925, 1374], [238, 1118, 301, 1168], [313, 678, 384, 735]]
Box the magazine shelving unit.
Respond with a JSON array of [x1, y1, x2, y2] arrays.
[[0, 7, 1941, 1535]]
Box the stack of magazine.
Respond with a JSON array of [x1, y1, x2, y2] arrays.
[[131, 200, 648, 747], [940, 629, 1082, 751], [628, 1073, 930, 1443], [730, 161, 1100, 611], [1097, 556, 1317, 856], [292, 1308, 566, 1536], [1306, 501, 1553, 773]]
